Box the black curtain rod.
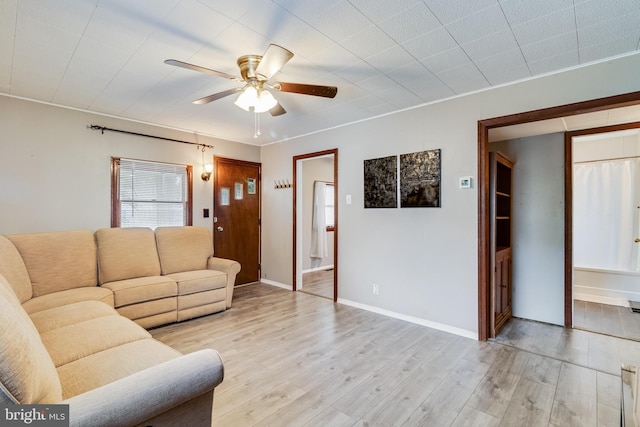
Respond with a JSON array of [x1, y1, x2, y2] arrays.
[[87, 125, 214, 149]]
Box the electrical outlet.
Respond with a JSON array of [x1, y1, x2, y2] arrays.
[[373, 284, 379, 295]]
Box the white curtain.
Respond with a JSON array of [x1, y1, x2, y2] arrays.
[[573, 158, 640, 271], [310, 181, 328, 259]]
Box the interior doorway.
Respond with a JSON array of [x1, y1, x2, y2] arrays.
[[570, 123, 640, 341], [477, 90, 640, 341], [293, 149, 338, 301]]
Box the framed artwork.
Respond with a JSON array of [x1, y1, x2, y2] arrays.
[[400, 149, 441, 208], [234, 182, 243, 200], [248, 178, 256, 194], [364, 155, 398, 208]]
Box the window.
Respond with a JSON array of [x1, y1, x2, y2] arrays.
[[325, 183, 334, 231], [111, 158, 192, 228]]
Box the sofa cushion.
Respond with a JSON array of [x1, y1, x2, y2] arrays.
[[0, 274, 62, 404], [155, 226, 213, 275], [168, 270, 227, 295], [177, 299, 226, 322], [56, 339, 181, 400], [22, 286, 114, 315], [132, 311, 178, 329], [96, 228, 161, 284], [0, 235, 32, 303], [29, 301, 117, 333], [6, 230, 97, 298], [116, 297, 177, 321], [101, 276, 177, 307], [40, 315, 151, 367]]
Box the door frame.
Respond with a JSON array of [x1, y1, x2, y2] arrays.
[[213, 156, 262, 284], [477, 90, 640, 341], [292, 149, 338, 301]]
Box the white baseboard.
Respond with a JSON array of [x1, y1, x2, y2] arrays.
[[337, 298, 477, 340], [302, 265, 335, 274], [257, 280, 476, 339], [260, 278, 292, 291], [573, 292, 629, 307]]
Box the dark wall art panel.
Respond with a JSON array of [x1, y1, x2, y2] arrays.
[[364, 155, 397, 208], [400, 149, 441, 208]]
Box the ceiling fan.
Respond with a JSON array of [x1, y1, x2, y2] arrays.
[[165, 44, 338, 117]]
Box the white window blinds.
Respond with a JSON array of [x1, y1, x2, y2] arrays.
[[118, 159, 189, 229]]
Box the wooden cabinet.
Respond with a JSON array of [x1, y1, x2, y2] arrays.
[[490, 152, 513, 337]]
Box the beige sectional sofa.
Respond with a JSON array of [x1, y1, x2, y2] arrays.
[[0, 226, 241, 426]]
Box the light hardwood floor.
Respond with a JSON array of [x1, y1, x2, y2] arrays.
[[574, 299, 640, 341], [151, 284, 636, 426], [301, 269, 334, 300]]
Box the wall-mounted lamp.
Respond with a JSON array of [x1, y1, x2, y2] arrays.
[[201, 163, 213, 181], [200, 145, 213, 181]]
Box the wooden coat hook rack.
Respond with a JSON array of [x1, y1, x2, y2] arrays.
[[274, 179, 292, 189]]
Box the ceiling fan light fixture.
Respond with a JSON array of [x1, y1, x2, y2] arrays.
[[234, 86, 257, 111], [254, 89, 277, 113], [234, 85, 277, 113]]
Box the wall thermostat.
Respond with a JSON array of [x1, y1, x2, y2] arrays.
[[459, 176, 473, 189]]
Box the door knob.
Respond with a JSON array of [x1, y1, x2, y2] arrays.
[[217, 226, 224, 232], [635, 238, 640, 243]]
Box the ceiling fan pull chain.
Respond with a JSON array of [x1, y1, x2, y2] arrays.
[[254, 111, 262, 138]]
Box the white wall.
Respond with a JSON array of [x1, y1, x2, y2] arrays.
[[261, 53, 640, 337], [301, 156, 335, 271], [573, 130, 640, 163], [491, 134, 565, 326], [0, 95, 260, 234]]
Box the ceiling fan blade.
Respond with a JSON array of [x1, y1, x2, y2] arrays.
[[255, 44, 294, 80], [274, 82, 338, 98], [193, 87, 242, 105], [165, 59, 241, 81], [269, 103, 287, 116]]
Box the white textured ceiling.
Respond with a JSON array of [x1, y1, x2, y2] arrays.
[[2, 0, 640, 145]]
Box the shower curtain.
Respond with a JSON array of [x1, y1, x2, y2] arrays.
[[573, 158, 640, 272], [309, 181, 328, 259]]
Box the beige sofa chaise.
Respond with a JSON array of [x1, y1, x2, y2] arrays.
[[0, 226, 241, 426]]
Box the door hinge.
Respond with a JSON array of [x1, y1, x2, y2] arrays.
[[258, 218, 261, 226]]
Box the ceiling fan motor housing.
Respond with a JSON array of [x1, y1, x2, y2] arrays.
[[237, 55, 264, 82]]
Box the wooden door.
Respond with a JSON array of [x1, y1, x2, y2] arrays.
[[489, 152, 514, 337], [213, 157, 261, 285], [494, 248, 512, 334]]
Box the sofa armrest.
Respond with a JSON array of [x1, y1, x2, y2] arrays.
[[207, 257, 241, 308], [63, 349, 224, 427]]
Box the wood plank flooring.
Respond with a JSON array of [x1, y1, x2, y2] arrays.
[[574, 300, 640, 341], [301, 269, 334, 300], [150, 284, 639, 426]]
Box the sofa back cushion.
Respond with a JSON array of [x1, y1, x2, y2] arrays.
[[0, 235, 32, 303], [155, 226, 213, 275], [96, 227, 161, 284], [7, 230, 97, 298], [0, 274, 63, 404]]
